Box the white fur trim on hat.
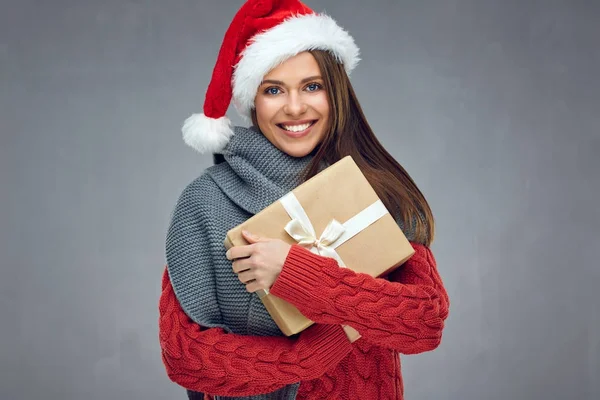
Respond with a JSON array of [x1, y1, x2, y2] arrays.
[[182, 114, 233, 154], [232, 13, 360, 118]]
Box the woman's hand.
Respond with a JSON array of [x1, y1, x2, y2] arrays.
[[226, 230, 292, 293], [228, 231, 361, 343]]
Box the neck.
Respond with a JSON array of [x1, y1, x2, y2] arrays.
[[207, 126, 322, 215], [222, 125, 315, 193]]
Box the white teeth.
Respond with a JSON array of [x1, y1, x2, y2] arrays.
[[281, 122, 312, 132]]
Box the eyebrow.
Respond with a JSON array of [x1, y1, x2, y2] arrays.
[[260, 75, 323, 86]]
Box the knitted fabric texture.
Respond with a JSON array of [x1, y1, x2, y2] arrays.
[[159, 242, 449, 399], [161, 125, 449, 399], [165, 126, 322, 398], [166, 126, 320, 336]]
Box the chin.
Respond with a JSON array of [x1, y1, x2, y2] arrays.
[[281, 145, 317, 158], [259, 120, 325, 158], [276, 126, 324, 158]]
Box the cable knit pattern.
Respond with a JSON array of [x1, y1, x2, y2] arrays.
[[159, 242, 448, 399], [165, 126, 326, 339], [270, 242, 450, 354], [159, 268, 354, 397], [161, 125, 449, 399]]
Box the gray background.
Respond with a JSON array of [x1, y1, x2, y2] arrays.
[[1, 0, 598, 399]]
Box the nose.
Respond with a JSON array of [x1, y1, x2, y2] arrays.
[[283, 91, 308, 116]]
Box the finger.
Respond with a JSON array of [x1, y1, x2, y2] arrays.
[[242, 230, 266, 244], [245, 280, 264, 294], [237, 269, 256, 284], [232, 258, 252, 273], [226, 244, 254, 260]]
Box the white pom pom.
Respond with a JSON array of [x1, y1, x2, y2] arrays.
[[181, 114, 234, 154]]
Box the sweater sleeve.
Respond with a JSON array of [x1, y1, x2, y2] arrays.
[[158, 267, 353, 397], [268, 242, 450, 354]]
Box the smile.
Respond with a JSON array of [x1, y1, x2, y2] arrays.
[[280, 121, 315, 132], [276, 120, 317, 137]]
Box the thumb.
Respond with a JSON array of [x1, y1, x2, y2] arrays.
[[242, 230, 264, 243]]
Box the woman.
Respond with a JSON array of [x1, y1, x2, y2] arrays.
[[159, 1, 450, 399]]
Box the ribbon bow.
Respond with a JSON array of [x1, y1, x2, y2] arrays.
[[279, 190, 390, 269], [257, 192, 388, 296], [284, 217, 347, 265]]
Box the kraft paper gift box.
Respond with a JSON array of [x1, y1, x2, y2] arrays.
[[224, 155, 415, 336]]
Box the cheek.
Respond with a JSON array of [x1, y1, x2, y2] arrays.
[[314, 93, 330, 119], [254, 97, 283, 133], [254, 97, 269, 125], [316, 94, 330, 142]]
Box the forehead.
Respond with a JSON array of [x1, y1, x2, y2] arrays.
[[263, 52, 321, 82]]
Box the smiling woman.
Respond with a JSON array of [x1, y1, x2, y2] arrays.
[[160, 1, 449, 400], [253, 52, 330, 158]]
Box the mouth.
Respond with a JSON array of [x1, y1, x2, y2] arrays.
[[276, 120, 317, 137]]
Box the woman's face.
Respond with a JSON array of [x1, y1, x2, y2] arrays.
[[254, 51, 330, 158]]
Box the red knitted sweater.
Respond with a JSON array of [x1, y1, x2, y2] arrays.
[[159, 242, 449, 399]]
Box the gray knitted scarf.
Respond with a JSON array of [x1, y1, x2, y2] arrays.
[[166, 125, 325, 400]]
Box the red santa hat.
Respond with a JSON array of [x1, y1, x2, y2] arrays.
[[182, 0, 360, 154]]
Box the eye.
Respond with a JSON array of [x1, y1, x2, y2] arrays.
[[305, 83, 322, 92], [264, 87, 281, 95]]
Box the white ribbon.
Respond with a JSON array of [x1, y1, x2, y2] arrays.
[[280, 192, 389, 268]]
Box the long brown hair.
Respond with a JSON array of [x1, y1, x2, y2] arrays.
[[251, 50, 434, 245]]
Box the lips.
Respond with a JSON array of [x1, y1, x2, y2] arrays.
[[277, 120, 317, 133]]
